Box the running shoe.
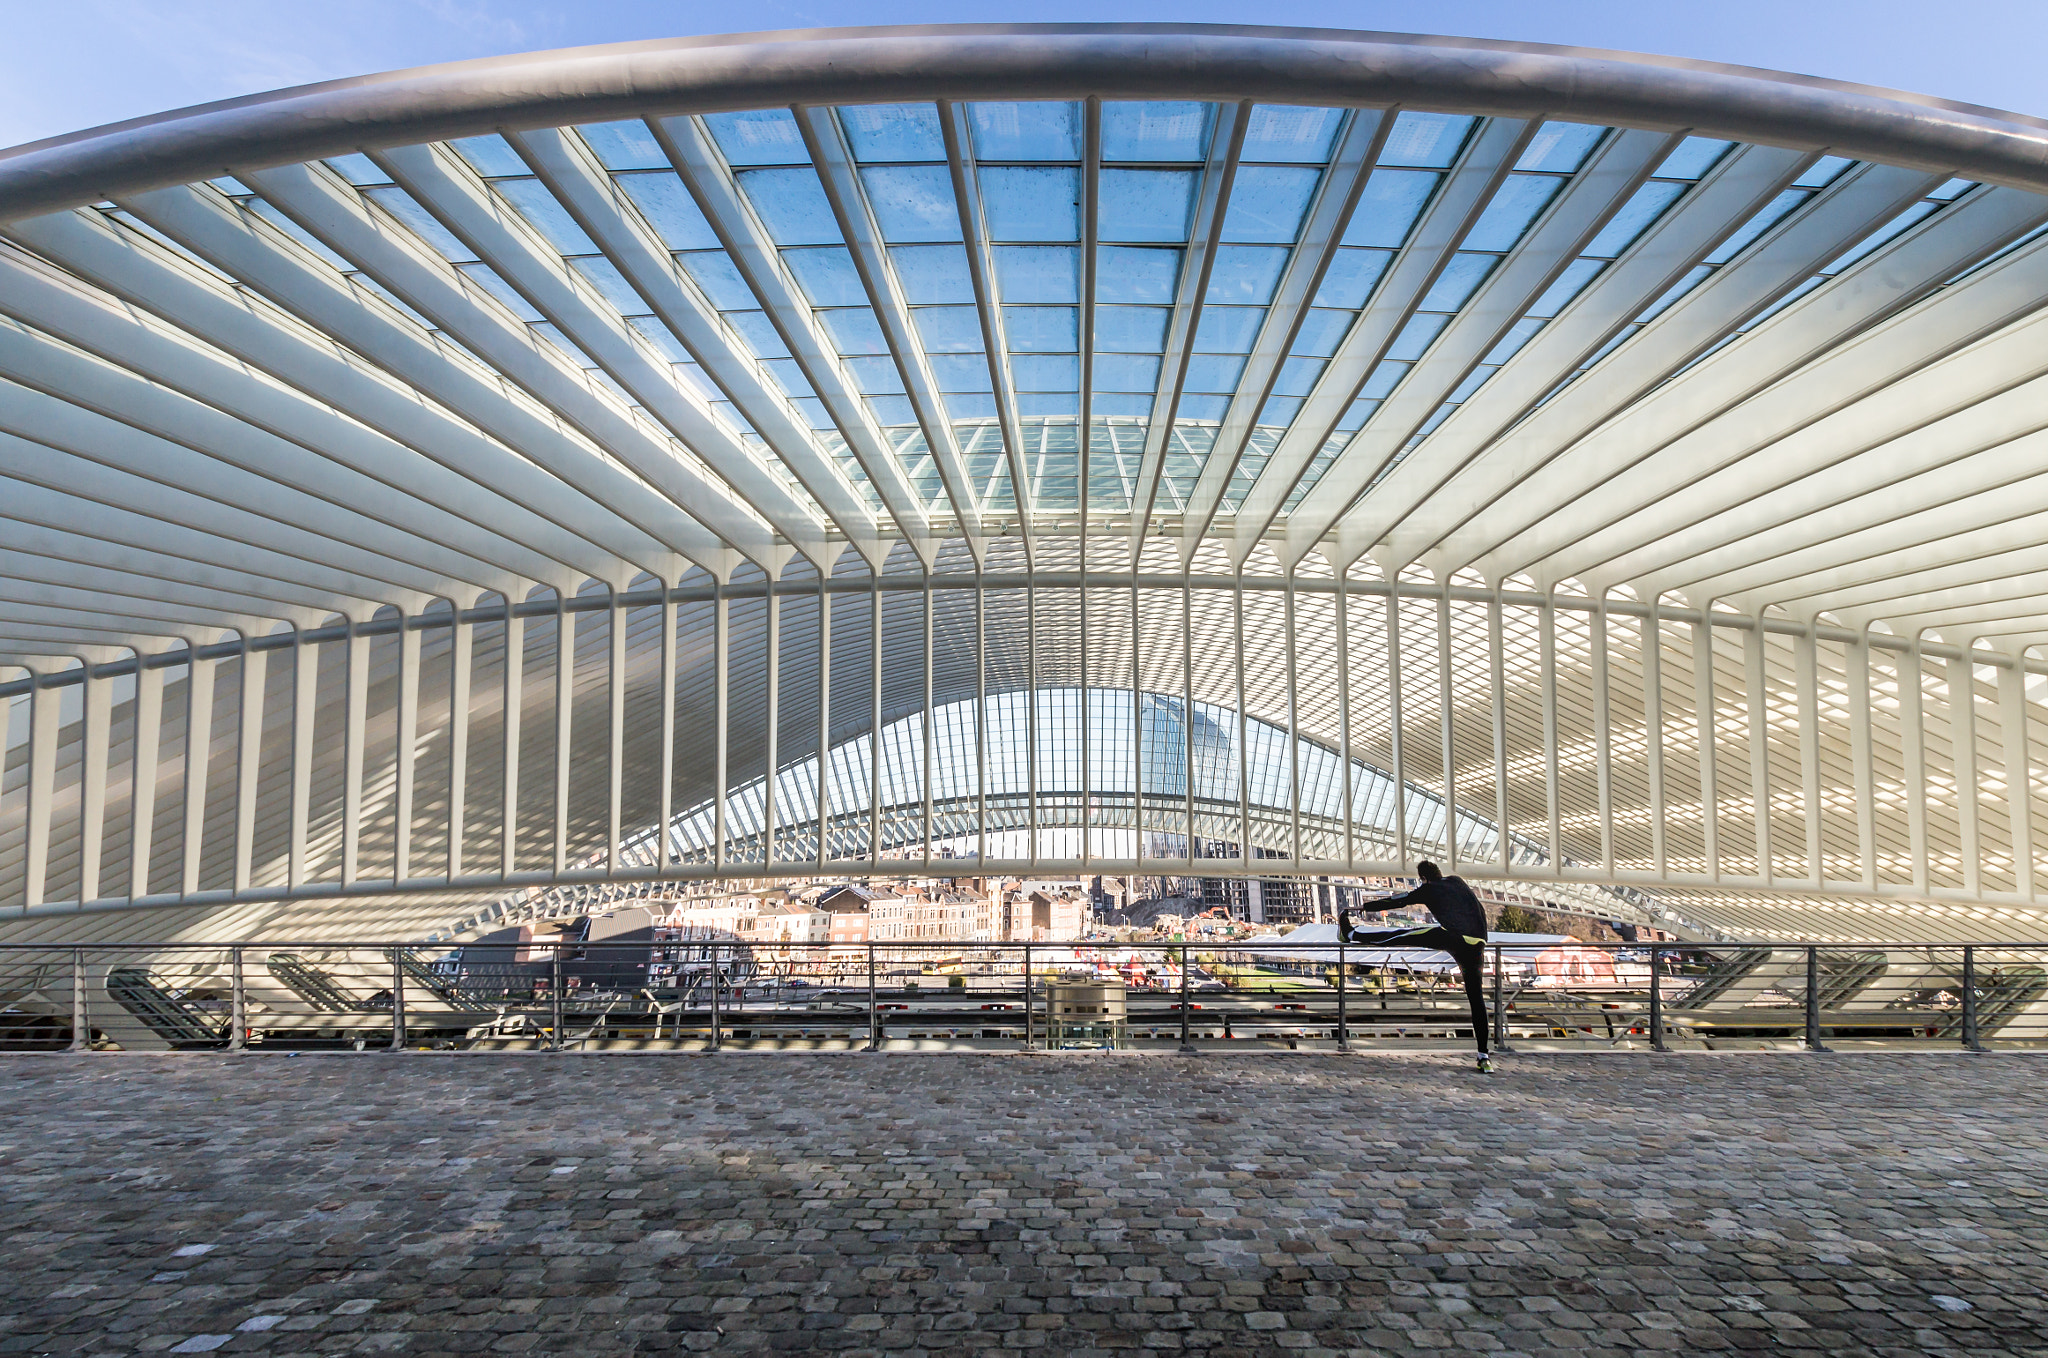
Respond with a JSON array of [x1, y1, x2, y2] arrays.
[[1476, 1053, 1495, 1074]]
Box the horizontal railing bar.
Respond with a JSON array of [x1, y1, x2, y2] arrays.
[[2, 938, 2042, 950]]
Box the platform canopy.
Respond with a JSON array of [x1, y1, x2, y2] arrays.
[[5, 25, 2048, 944]]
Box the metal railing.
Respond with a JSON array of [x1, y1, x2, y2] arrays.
[[1, 938, 2041, 1053]]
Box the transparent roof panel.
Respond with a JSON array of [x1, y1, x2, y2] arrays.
[[616, 173, 721, 250], [1242, 105, 1346, 163], [994, 246, 1079, 303], [1102, 101, 1214, 161], [735, 167, 843, 246], [1515, 121, 1607, 174], [839, 104, 946, 162], [861, 165, 963, 242], [1342, 170, 1438, 248], [968, 102, 1082, 160], [577, 120, 669, 171], [980, 166, 1081, 241], [1099, 169, 1199, 243], [1096, 246, 1182, 302], [1203, 246, 1289, 304], [1221, 166, 1321, 243], [1377, 112, 1475, 169], [450, 134, 526, 177], [703, 109, 811, 166], [782, 247, 866, 306], [891, 244, 975, 303]]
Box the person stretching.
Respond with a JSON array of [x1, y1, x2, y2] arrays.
[[1338, 861, 1495, 1073]]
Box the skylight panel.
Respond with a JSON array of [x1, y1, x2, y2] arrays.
[[843, 355, 905, 394], [1098, 170, 1199, 242], [678, 252, 758, 310], [994, 246, 1079, 303], [1522, 257, 1604, 318], [820, 308, 889, 354], [1290, 308, 1356, 357], [1271, 354, 1324, 397], [1516, 121, 1607, 173], [458, 264, 539, 320], [1655, 136, 1734, 181], [325, 153, 392, 186], [928, 354, 992, 390], [616, 173, 721, 250], [1581, 180, 1686, 258], [449, 134, 527, 178], [724, 310, 788, 358], [1385, 312, 1449, 361], [1003, 307, 1078, 351], [1184, 353, 1248, 391], [1312, 248, 1392, 308], [1819, 200, 1939, 274], [979, 167, 1080, 240], [1415, 252, 1496, 312], [1703, 189, 1810, 265], [1095, 353, 1162, 390], [913, 307, 985, 352], [1342, 170, 1438, 248], [948, 392, 999, 418], [1242, 106, 1344, 163], [1012, 354, 1079, 389], [1202, 246, 1288, 304], [1095, 306, 1171, 351], [760, 358, 816, 399], [1180, 394, 1230, 420], [1191, 307, 1261, 352], [576, 121, 669, 171], [734, 167, 843, 246], [1101, 101, 1214, 161], [1377, 112, 1475, 169], [568, 256, 649, 315], [491, 179, 600, 254], [860, 165, 963, 241], [241, 197, 352, 270], [365, 185, 477, 263], [838, 104, 946, 162], [1093, 246, 1181, 304], [627, 316, 689, 361], [1793, 155, 1854, 188], [890, 244, 975, 303], [781, 247, 867, 306], [968, 102, 1082, 160], [1462, 174, 1564, 252], [703, 110, 811, 166], [1220, 166, 1321, 242]]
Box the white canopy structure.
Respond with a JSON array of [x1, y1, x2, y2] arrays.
[[4, 25, 2048, 944]]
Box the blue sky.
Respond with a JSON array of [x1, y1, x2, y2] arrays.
[[2, 0, 2041, 150]]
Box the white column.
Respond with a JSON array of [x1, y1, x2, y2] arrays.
[[395, 616, 421, 882], [1337, 572, 1355, 873], [1388, 584, 1409, 867], [1796, 627, 1823, 888], [1901, 643, 1930, 895], [1183, 578, 1196, 868], [1643, 600, 1666, 878], [607, 590, 625, 875], [234, 645, 266, 892], [1947, 650, 1981, 898], [816, 575, 831, 870], [923, 573, 936, 871], [714, 581, 729, 873], [1590, 601, 1613, 876], [1234, 576, 1250, 874], [1999, 653, 2035, 900], [1539, 593, 1559, 869], [553, 602, 575, 877], [1287, 576, 1303, 865], [447, 615, 472, 879], [341, 621, 369, 886], [180, 653, 214, 896], [867, 578, 881, 867], [78, 668, 110, 903], [1846, 633, 1877, 891], [764, 575, 780, 869], [1691, 619, 1719, 883], [1490, 589, 1509, 872], [1743, 619, 1772, 884], [289, 631, 315, 888], [1437, 586, 1457, 870], [659, 581, 678, 870], [129, 662, 164, 901], [23, 673, 60, 908], [502, 606, 524, 878]]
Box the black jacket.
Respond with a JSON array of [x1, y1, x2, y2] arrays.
[[1377, 877, 1488, 940]]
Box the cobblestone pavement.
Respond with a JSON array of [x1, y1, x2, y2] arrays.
[[3, 1053, 2045, 1358]]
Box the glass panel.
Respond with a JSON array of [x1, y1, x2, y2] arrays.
[[1221, 166, 1321, 243], [1416, 253, 1496, 312], [1012, 354, 1080, 390], [820, 308, 889, 355], [1191, 307, 1261, 353], [1377, 112, 1474, 169], [861, 165, 963, 242], [492, 179, 600, 254], [1655, 136, 1734, 181], [1524, 257, 1604, 318], [617, 173, 721, 250], [1095, 352, 1162, 390], [1183, 354, 1248, 391], [1342, 170, 1438, 249], [1312, 248, 1391, 308], [1461, 174, 1564, 253], [450, 134, 525, 178], [913, 307, 984, 351], [577, 121, 668, 171], [994, 245, 1079, 303], [1098, 169, 1199, 243], [1515, 122, 1606, 174], [703, 110, 810, 166], [735, 167, 842, 246], [929, 353, 993, 390], [1095, 306, 1171, 350], [1095, 246, 1182, 302], [980, 166, 1081, 241], [891, 244, 976, 303], [840, 104, 946, 162], [1290, 308, 1356, 357], [1242, 105, 1345, 163], [1386, 312, 1449, 362], [968, 102, 1082, 160], [782, 247, 867, 306], [678, 253, 757, 310], [1003, 307, 1079, 351], [1202, 246, 1289, 305], [1102, 101, 1214, 161], [569, 256, 647, 314], [843, 354, 906, 394], [1581, 180, 1686, 258]]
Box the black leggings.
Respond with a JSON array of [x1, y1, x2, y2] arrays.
[[1347, 926, 1490, 1053]]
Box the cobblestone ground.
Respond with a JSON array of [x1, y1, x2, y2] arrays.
[[3, 1053, 2045, 1358]]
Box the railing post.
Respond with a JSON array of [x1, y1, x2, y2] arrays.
[[1491, 944, 1514, 1054], [1335, 939, 1349, 1052], [864, 943, 880, 1052], [230, 947, 246, 1051], [1804, 946, 1829, 1052], [70, 949, 87, 1053], [1961, 946, 1986, 1053], [388, 947, 406, 1052], [551, 947, 563, 1053], [1022, 944, 1033, 1051], [1178, 942, 1196, 1054], [1648, 946, 1668, 1053], [707, 943, 721, 1053]]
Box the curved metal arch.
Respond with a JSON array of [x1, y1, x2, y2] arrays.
[[9, 24, 2048, 224]]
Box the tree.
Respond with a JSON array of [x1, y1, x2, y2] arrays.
[[1494, 903, 1549, 935]]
